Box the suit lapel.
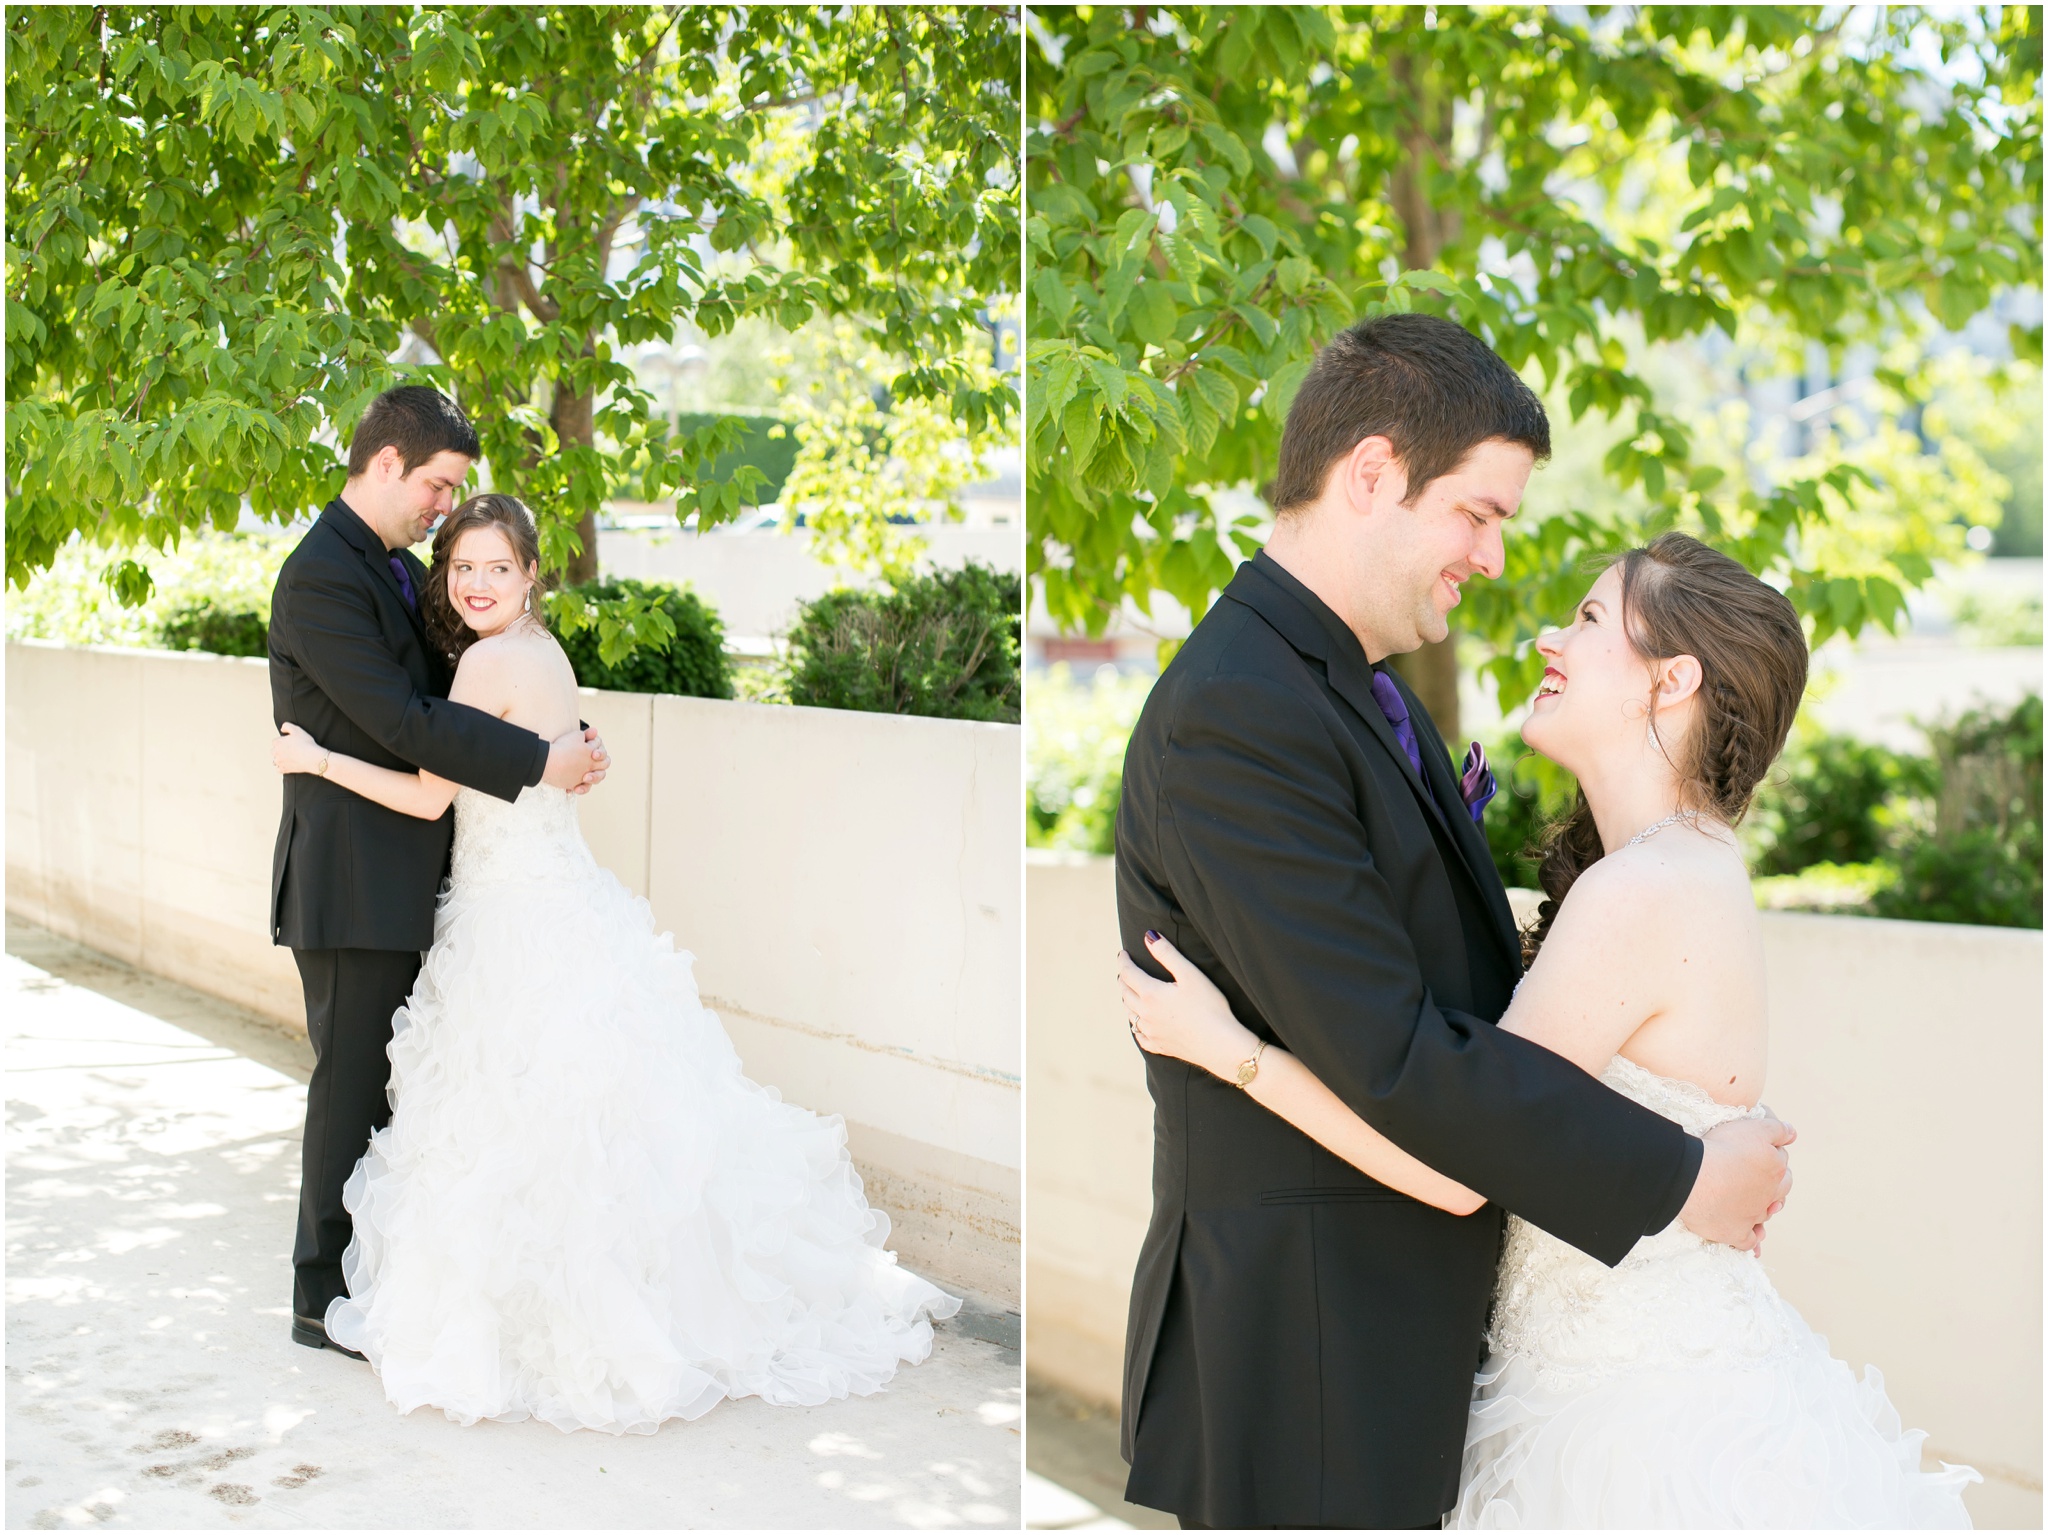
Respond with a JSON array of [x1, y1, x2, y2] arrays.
[[1224, 554, 1521, 972], [1329, 648, 1450, 835], [1224, 556, 1449, 835], [387, 547, 432, 648], [1395, 670, 1524, 969], [324, 499, 431, 648]]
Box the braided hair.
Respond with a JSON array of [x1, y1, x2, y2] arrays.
[[1524, 532, 1808, 962]]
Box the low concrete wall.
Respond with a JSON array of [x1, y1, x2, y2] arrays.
[[5, 640, 1020, 1305], [1025, 851, 2042, 1529]]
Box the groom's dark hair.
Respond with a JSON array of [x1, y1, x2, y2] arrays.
[[346, 385, 482, 477], [1269, 312, 1550, 514]]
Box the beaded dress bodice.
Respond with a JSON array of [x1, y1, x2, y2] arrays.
[[1485, 1054, 1802, 1390], [448, 784, 598, 892]]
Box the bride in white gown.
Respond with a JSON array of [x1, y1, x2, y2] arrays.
[[1117, 533, 1977, 1527], [272, 494, 957, 1435]]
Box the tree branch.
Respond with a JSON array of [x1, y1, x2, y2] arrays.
[[489, 200, 559, 322], [629, 5, 687, 79], [379, 236, 455, 315], [1162, 271, 1276, 382], [730, 90, 827, 117]]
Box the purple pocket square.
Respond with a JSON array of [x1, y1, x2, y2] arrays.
[[1460, 741, 1497, 826]]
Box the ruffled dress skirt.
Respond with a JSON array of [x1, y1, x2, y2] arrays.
[[325, 786, 959, 1434], [1445, 1055, 1978, 1528], [1449, 1332, 1980, 1528]]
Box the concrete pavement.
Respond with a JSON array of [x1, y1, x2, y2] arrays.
[[1020, 1381, 1166, 1532], [1020, 1472, 1129, 1531], [5, 920, 1021, 1530]]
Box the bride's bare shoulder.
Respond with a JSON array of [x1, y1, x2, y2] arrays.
[[452, 627, 568, 699], [453, 630, 521, 677], [458, 625, 558, 669], [510, 624, 580, 689], [1552, 833, 1752, 945]]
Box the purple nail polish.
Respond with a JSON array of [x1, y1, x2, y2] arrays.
[[1145, 930, 1163, 944]]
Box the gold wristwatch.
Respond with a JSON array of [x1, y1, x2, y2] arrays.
[[1234, 1039, 1268, 1089]]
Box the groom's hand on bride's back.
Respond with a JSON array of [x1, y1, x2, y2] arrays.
[[542, 724, 610, 795], [1678, 1114, 1796, 1254]]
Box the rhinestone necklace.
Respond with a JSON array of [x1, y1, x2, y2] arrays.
[[1622, 808, 1702, 849]]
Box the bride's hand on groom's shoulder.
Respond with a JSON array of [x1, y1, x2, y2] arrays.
[[1679, 1113, 1797, 1254], [1117, 933, 1255, 1079]]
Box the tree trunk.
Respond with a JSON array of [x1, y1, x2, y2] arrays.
[[1388, 640, 1461, 747], [1385, 49, 1463, 744], [552, 380, 599, 587]]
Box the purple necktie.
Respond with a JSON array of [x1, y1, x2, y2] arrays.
[[388, 553, 418, 614], [1369, 668, 1426, 781], [1371, 667, 1497, 827]]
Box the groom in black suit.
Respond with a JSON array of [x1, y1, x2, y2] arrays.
[[1115, 315, 1795, 1528], [267, 386, 607, 1356]]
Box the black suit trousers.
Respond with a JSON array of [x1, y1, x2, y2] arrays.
[[291, 946, 421, 1319]]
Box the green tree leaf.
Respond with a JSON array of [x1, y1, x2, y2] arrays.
[[9, 5, 1021, 669], [1025, 0, 2041, 716]]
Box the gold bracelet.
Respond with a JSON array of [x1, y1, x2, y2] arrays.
[[1234, 1039, 1268, 1089], [314, 750, 331, 777]]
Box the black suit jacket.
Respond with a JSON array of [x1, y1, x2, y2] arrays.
[[1114, 552, 1703, 1528], [268, 499, 549, 951]]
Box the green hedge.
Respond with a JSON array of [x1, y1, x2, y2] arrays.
[[548, 576, 734, 699], [159, 599, 268, 658], [4, 530, 294, 650], [142, 577, 739, 703], [1869, 693, 2041, 927], [1481, 696, 2042, 930], [1749, 732, 1938, 876], [1027, 663, 1155, 852], [785, 563, 1019, 723]]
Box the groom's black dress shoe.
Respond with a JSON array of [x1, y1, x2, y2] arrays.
[[291, 1314, 366, 1361]]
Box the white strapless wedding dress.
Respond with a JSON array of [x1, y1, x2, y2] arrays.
[[1447, 1054, 1978, 1529], [324, 784, 959, 1434]]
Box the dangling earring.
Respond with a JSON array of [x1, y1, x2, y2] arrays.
[[1646, 713, 1662, 755]]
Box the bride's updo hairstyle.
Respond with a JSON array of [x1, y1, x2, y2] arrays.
[[1525, 532, 1808, 961], [421, 493, 548, 664]]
